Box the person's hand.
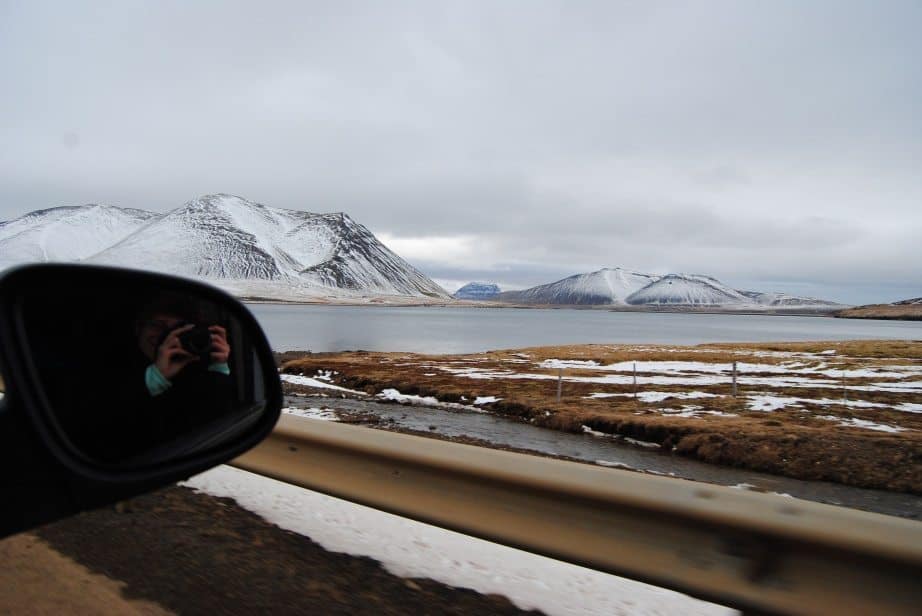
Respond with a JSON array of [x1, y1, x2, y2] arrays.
[[209, 325, 230, 364], [154, 324, 197, 380]]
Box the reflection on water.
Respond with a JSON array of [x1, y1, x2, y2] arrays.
[[286, 395, 921, 520], [251, 304, 922, 354]]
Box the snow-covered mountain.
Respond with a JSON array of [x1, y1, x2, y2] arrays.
[[626, 274, 750, 306], [740, 291, 843, 307], [894, 297, 922, 305], [453, 282, 501, 300], [2, 195, 448, 300], [0, 204, 157, 269], [494, 268, 844, 309], [498, 268, 660, 305]]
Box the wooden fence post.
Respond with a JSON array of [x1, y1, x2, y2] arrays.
[[633, 362, 637, 400], [732, 361, 737, 398]]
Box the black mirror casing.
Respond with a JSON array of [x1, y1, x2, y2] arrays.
[[0, 264, 282, 538]]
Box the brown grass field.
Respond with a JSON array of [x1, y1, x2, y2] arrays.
[[281, 340, 922, 494], [836, 304, 922, 320]]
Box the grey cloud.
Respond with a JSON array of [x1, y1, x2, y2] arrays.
[[1, 1, 920, 305]]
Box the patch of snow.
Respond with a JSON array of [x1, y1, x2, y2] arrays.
[[745, 394, 917, 413], [282, 407, 340, 421], [870, 380, 922, 390], [281, 374, 366, 395], [183, 466, 732, 616], [816, 416, 908, 433], [540, 359, 600, 369], [637, 391, 719, 403], [376, 389, 470, 411], [473, 396, 502, 405], [622, 437, 661, 449], [581, 425, 609, 438], [656, 407, 738, 419], [729, 484, 794, 498], [587, 392, 726, 407], [595, 460, 635, 470], [746, 396, 803, 412], [378, 389, 441, 406]]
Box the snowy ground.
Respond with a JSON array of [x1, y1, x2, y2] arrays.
[[413, 351, 921, 433], [287, 346, 921, 433], [184, 465, 734, 616]]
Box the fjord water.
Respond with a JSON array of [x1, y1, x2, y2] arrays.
[[248, 304, 922, 353]]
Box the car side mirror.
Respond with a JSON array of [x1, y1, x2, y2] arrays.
[[0, 264, 282, 538]]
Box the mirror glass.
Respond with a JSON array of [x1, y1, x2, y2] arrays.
[[17, 278, 271, 468]]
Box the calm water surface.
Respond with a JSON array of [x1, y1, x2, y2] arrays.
[[249, 304, 922, 353]]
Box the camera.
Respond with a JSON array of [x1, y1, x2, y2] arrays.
[[158, 322, 213, 364], [178, 325, 213, 364]]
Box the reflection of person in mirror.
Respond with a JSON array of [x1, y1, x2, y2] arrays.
[[131, 293, 235, 427], [138, 316, 231, 392], [83, 293, 238, 463]]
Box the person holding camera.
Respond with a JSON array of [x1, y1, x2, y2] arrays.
[[138, 316, 231, 397], [59, 294, 237, 464], [128, 294, 236, 440]]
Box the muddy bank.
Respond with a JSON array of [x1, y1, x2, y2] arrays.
[[280, 341, 922, 494], [285, 395, 921, 519]]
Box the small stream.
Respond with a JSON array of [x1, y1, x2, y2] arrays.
[[285, 395, 921, 520]]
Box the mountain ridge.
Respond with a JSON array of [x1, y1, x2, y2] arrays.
[[492, 268, 845, 310], [1, 194, 448, 300]]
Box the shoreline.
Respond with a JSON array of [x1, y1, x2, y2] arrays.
[[243, 297, 848, 318]]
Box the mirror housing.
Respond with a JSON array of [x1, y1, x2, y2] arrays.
[[0, 264, 282, 538]]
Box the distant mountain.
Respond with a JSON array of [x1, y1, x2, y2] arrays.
[[1, 194, 448, 300], [498, 268, 659, 305], [494, 267, 844, 310], [0, 204, 157, 269], [894, 297, 922, 305], [626, 274, 749, 306], [740, 291, 843, 307], [453, 282, 501, 300]]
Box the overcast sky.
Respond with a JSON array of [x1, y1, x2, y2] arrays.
[[2, 1, 920, 303]]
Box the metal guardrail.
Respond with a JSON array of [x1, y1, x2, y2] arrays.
[[232, 416, 922, 615]]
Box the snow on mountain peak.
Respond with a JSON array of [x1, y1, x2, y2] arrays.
[[0, 204, 157, 268], [498, 267, 660, 305], [494, 268, 843, 309], [2, 195, 448, 300], [626, 273, 750, 306]]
